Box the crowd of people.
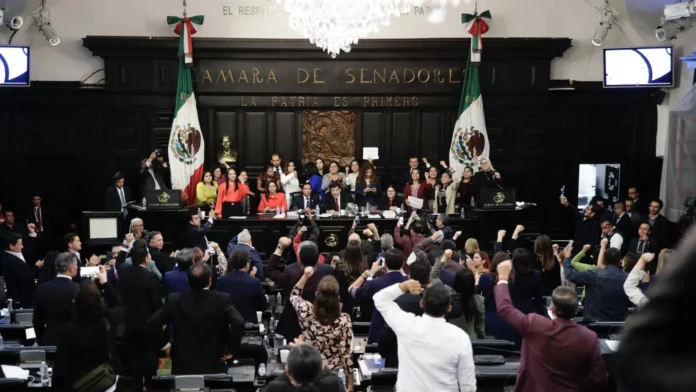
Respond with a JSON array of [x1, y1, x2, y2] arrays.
[[0, 151, 681, 392]]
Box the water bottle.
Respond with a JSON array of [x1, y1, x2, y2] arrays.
[[315, 204, 320, 218], [470, 196, 475, 207], [142, 197, 147, 209], [276, 292, 282, 307], [7, 299, 13, 314], [258, 363, 267, 377], [337, 369, 346, 388], [276, 206, 280, 216], [263, 335, 270, 349], [366, 202, 371, 213], [197, 207, 203, 220], [280, 206, 285, 215], [460, 206, 465, 218], [0, 333, 4, 351], [40, 361, 49, 385], [269, 316, 275, 335]]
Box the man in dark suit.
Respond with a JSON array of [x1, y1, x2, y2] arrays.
[[226, 229, 264, 281], [119, 245, 162, 388], [26, 195, 51, 257], [322, 182, 349, 213], [32, 252, 79, 345], [495, 260, 607, 392], [349, 249, 407, 343], [413, 232, 455, 287], [643, 198, 669, 250], [401, 157, 432, 191], [266, 237, 334, 340], [628, 186, 648, 215], [185, 210, 214, 251], [105, 172, 132, 215], [624, 199, 643, 231], [290, 183, 320, 212], [216, 249, 268, 323], [0, 211, 35, 262], [378, 260, 431, 367], [147, 263, 245, 375], [627, 223, 658, 259], [141, 152, 170, 192], [2, 233, 43, 308], [147, 231, 177, 274], [163, 248, 194, 295], [613, 201, 634, 240]]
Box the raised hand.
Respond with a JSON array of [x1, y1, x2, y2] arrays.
[[88, 254, 101, 267], [600, 238, 609, 248], [642, 252, 655, 263], [563, 246, 573, 259], [582, 244, 591, 253], [278, 237, 292, 249], [370, 260, 382, 275], [303, 266, 315, 278], [442, 249, 453, 260], [496, 260, 513, 280], [250, 266, 258, 277], [514, 225, 524, 233], [400, 280, 424, 295]]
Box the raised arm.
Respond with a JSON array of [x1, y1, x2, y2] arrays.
[[624, 253, 653, 308], [493, 261, 536, 336], [373, 281, 424, 337], [290, 266, 316, 324]]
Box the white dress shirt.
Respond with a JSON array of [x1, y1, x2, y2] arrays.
[[5, 250, 25, 263], [145, 161, 162, 190], [374, 283, 476, 392], [69, 250, 82, 265], [56, 274, 73, 280], [607, 230, 624, 251]]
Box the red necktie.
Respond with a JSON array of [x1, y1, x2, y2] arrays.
[[335, 198, 339, 211]]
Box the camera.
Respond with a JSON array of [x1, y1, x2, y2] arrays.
[[154, 149, 163, 157]]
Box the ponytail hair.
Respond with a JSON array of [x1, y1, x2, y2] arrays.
[[313, 275, 341, 325], [286, 343, 324, 392]]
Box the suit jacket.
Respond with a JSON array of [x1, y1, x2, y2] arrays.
[[632, 198, 649, 215], [185, 220, 212, 251], [266, 254, 334, 340], [119, 264, 161, 333], [564, 260, 630, 321], [105, 185, 132, 212], [32, 276, 78, 345], [290, 193, 321, 211], [149, 247, 177, 274], [1, 251, 39, 308], [216, 270, 268, 323], [26, 206, 52, 236], [615, 213, 634, 240], [322, 193, 350, 213], [494, 284, 607, 392], [352, 271, 407, 344], [643, 214, 669, 250], [164, 268, 190, 295], [146, 290, 245, 375], [473, 170, 504, 195], [627, 237, 658, 275], [226, 237, 265, 281], [377, 195, 404, 211], [142, 166, 169, 191]]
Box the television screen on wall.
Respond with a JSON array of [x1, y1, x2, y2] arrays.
[[604, 46, 674, 88], [0, 45, 30, 87]]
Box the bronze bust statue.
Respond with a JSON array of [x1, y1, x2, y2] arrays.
[[218, 136, 237, 164]]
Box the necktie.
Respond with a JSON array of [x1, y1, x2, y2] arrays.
[[638, 240, 644, 254], [118, 188, 127, 217], [150, 169, 161, 190], [305, 197, 309, 209], [335, 198, 340, 211], [35, 208, 43, 235]]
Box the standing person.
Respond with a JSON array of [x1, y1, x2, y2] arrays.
[[27, 194, 51, 256], [104, 172, 132, 222], [644, 198, 669, 250], [257, 164, 281, 194], [374, 279, 477, 392], [195, 170, 219, 208], [355, 162, 381, 208], [425, 166, 439, 211], [403, 168, 432, 215], [290, 268, 354, 392], [216, 249, 268, 323], [270, 153, 283, 174], [433, 167, 460, 214], [628, 186, 648, 215], [212, 166, 226, 185], [344, 159, 361, 193], [321, 161, 347, 193], [314, 158, 325, 177], [281, 160, 300, 207], [473, 158, 503, 200], [119, 246, 162, 389], [185, 210, 214, 252], [534, 235, 561, 297], [457, 166, 476, 207], [494, 260, 608, 392], [239, 170, 256, 215], [2, 232, 43, 308], [147, 263, 245, 375], [32, 252, 79, 346], [215, 168, 250, 218], [303, 163, 323, 202]]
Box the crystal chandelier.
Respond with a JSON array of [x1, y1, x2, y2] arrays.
[[276, 0, 413, 58]]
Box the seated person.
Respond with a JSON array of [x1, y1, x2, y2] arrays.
[[377, 185, 404, 211], [322, 182, 349, 214], [264, 343, 345, 392], [216, 249, 268, 323], [258, 181, 287, 213], [290, 183, 321, 213]]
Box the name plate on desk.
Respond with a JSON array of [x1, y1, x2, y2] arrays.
[[480, 189, 516, 209], [146, 190, 182, 210]]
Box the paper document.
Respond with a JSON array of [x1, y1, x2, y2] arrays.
[[604, 340, 620, 352], [407, 196, 424, 210], [363, 147, 379, 160], [1, 365, 30, 380]]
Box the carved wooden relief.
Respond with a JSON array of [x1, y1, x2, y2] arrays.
[[302, 110, 356, 167]]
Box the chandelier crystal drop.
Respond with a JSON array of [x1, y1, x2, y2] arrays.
[[276, 0, 413, 58]]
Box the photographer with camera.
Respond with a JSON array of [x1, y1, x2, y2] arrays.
[[141, 149, 170, 192]]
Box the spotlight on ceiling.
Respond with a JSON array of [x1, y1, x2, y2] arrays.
[[656, 19, 693, 41], [0, 8, 23, 30], [592, 20, 612, 46], [35, 13, 60, 46]]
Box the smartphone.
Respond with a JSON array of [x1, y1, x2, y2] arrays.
[[354, 215, 360, 225], [378, 257, 385, 267], [106, 251, 113, 261], [566, 240, 574, 249]]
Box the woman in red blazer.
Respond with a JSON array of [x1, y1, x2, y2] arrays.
[[403, 167, 432, 215]]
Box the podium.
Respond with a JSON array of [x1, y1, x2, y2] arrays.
[[479, 189, 516, 210], [146, 189, 182, 210], [81, 211, 122, 245]]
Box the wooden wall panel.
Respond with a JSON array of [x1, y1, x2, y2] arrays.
[[243, 111, 268, 168], [391, 112, 415, 169], [274, 111, 298, 164]]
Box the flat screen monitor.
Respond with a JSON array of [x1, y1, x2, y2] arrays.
[[603, 46, 674, 88], [578, 164, 621, 210], [0, 45, 30, 87]]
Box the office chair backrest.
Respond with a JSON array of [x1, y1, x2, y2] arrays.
[[174, 375, 205, 390], [19, 350, 46, 364]]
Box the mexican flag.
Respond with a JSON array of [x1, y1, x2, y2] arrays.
[[449, 11, 491, 174], [167, 15, 205, 205]]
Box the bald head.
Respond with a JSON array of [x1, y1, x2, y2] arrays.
[[348, 233, 361, 242]]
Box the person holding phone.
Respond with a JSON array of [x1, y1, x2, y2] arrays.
[[355, 162, 381, 208]]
